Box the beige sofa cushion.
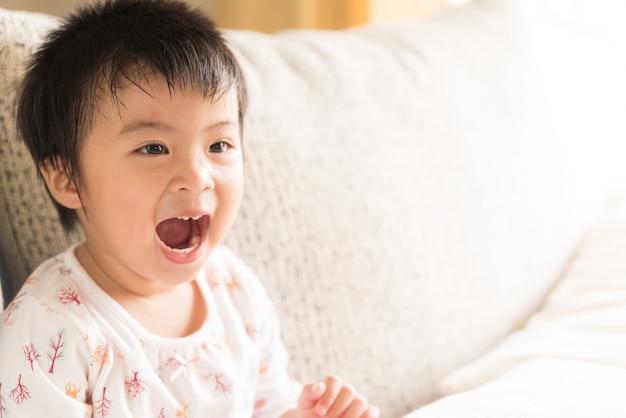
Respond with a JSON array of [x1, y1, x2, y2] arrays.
[[222, 1, 622, 414], [0, 9, 83, 303]]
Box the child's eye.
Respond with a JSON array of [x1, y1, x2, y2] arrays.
[[137, 144, 167, 154], [209, 141, 230, 153]]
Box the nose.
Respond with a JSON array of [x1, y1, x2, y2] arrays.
[[172, 150, 215, 193]]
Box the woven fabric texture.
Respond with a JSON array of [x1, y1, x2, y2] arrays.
[[0, 9, 83, 305]]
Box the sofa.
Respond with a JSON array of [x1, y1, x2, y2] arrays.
[[1, 0, 626, 416]]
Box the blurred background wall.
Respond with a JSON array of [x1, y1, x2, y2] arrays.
[[0, 0, 468, 32]]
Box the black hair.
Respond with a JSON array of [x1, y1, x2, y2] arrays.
[[16, 0, 247, 231]]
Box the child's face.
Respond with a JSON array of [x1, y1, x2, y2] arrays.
[[72, 76, 244, 294]]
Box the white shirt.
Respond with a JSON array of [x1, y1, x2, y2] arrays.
[[0, 245, 301, 417]]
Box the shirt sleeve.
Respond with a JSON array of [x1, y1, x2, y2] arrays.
[[0, 291, 94, 417], [218, 247, 303, 418]]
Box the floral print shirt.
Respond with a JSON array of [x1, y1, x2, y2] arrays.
[[0, 245, 301, 417]]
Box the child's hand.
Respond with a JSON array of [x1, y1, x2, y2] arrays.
[[295, 375, 380, 418]]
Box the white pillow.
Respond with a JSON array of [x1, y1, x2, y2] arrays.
[[405, 191, 626, 417], [405, 358, 626, 418]]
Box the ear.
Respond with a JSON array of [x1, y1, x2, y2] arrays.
[[40, 159, 83, 210]]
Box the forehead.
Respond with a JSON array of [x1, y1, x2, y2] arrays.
[[95, 72, 239, 125]]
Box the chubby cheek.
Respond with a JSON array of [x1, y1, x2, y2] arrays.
[[212, 171, 244, 240], [79, 179, 156, 244]]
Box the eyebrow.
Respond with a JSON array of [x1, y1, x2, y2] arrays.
[[119, 121, 172, 135], [119, 120, 239, 136]]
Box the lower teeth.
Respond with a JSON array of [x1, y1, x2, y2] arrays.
[[168, 236, 200, 254]]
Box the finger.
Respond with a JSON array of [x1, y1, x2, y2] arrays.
[[366, 406, 381, 418], [297, 381, 327, 410], [325, 385, 360, 417], [314, 375, 343, 416], [360, 405, 381, 418]]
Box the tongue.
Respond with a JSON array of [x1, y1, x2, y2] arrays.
[[156, 218, 192, 249]]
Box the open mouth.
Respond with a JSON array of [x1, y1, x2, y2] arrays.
[[156, 215, 209, 255]]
